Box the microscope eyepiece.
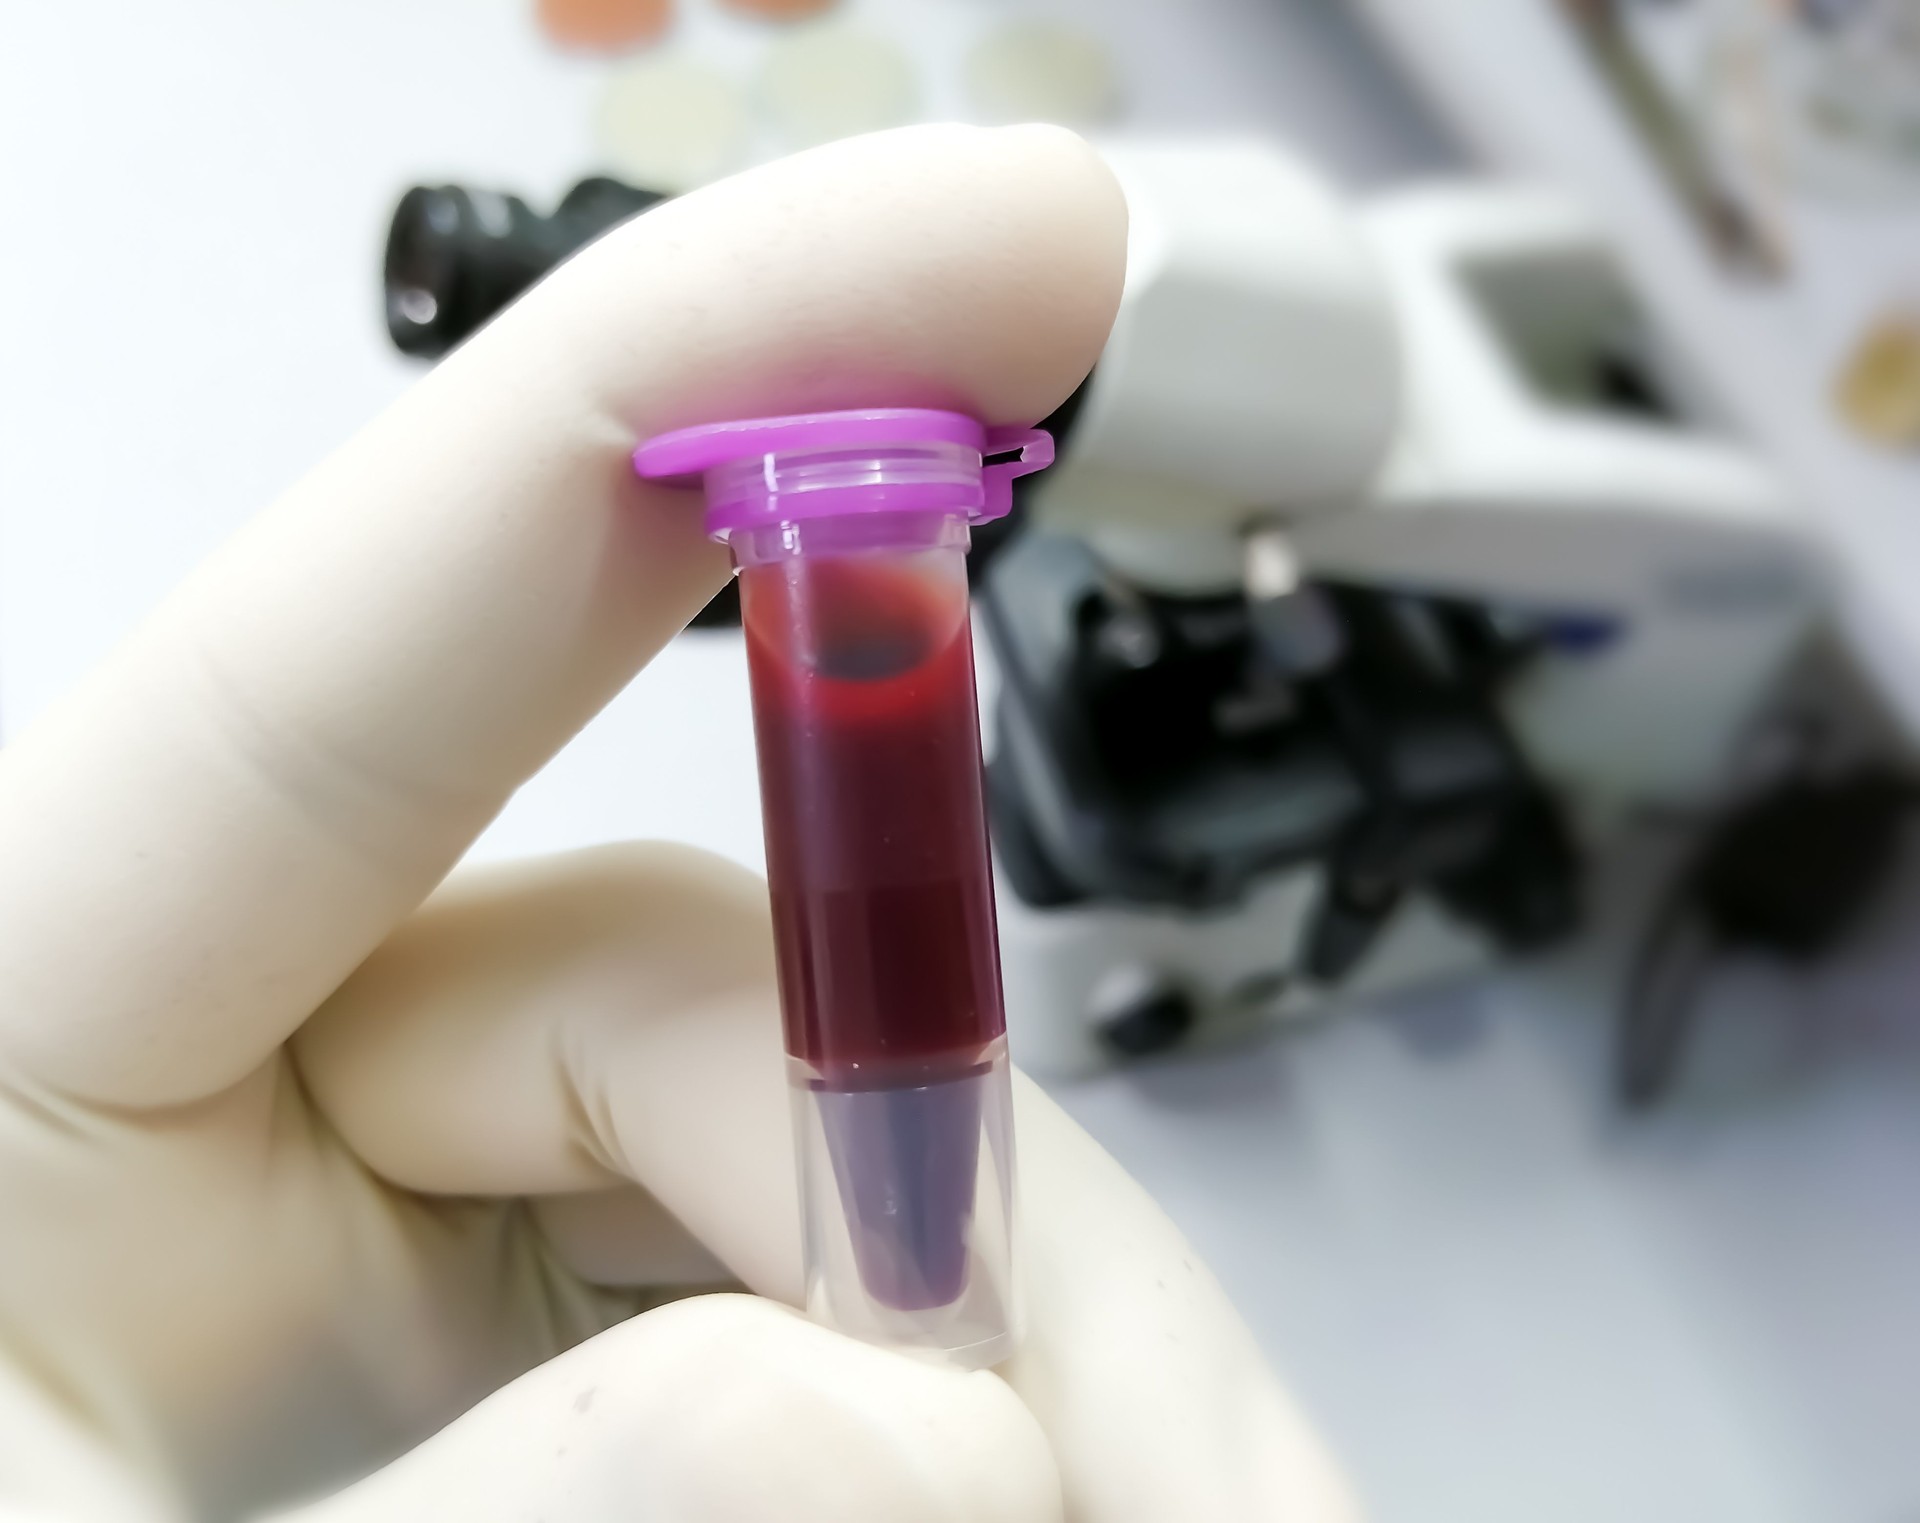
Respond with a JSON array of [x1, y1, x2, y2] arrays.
[[383, 177, 666, 358]]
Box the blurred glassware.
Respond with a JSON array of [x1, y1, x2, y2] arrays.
[[1690, 0, 1920, 204], [965, 20, 1122, 129], [596, 53, 750, 191], [756, 21, 916, 149], [536, 0, 674, 53], [718, 0, 840, 19], [1781, 0, 1920, 198], [1836, 307, 1920, 446]]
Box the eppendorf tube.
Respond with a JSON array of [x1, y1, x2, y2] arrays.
[[634, 409, 1052, 1367]]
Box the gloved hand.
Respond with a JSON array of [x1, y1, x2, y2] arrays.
[[0, 124, 1356, 1523]]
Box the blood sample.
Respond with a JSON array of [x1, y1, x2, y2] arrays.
[[634, 409, 1051, 1366]]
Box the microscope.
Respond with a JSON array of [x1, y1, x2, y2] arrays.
[[983, 141, 1823, 1074], [381, 141, 1827, 1079]]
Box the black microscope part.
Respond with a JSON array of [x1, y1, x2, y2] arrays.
[[1296, 592, 1578, 978], [1095, 984, 1198, 1060], [981, 532, 1583, 974], [1619, 766, 1916, 1108], [384, 175, 667, 359], [1433, 792, 1580, 953]]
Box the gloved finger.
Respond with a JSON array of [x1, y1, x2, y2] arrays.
[[0, 1360, 159, 1523], [531, 1186, 739, 1293], [295, 842, 805, 1299], [296, 844, 1359, 1521], [266, 1293, 1061, 1523], [1002, 1085, 1359, 1523], [0, 123, 1125, 1112]]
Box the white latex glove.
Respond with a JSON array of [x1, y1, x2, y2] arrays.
[[0, 125, 1357, 1523]]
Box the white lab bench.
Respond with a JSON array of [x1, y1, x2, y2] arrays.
[[4, 4, 1918, 1520]]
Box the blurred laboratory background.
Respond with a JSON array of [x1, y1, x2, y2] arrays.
[[4, 2, 1920, 1519]]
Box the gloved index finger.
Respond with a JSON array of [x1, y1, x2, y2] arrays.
[[0, 124, 1125, 1110]]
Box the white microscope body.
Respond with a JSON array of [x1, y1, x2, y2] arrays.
[[991, 140, 1824, 1076]]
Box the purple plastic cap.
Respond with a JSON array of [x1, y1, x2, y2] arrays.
[[632, 408, 1053, 537]]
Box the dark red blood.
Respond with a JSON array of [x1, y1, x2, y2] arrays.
[[741, 554, 1004, 1084]]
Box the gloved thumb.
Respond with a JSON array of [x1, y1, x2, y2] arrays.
[[265, 1294, 1062, 1523]]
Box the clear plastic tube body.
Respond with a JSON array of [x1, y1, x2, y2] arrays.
[[732, 506, 1018, 1368]]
